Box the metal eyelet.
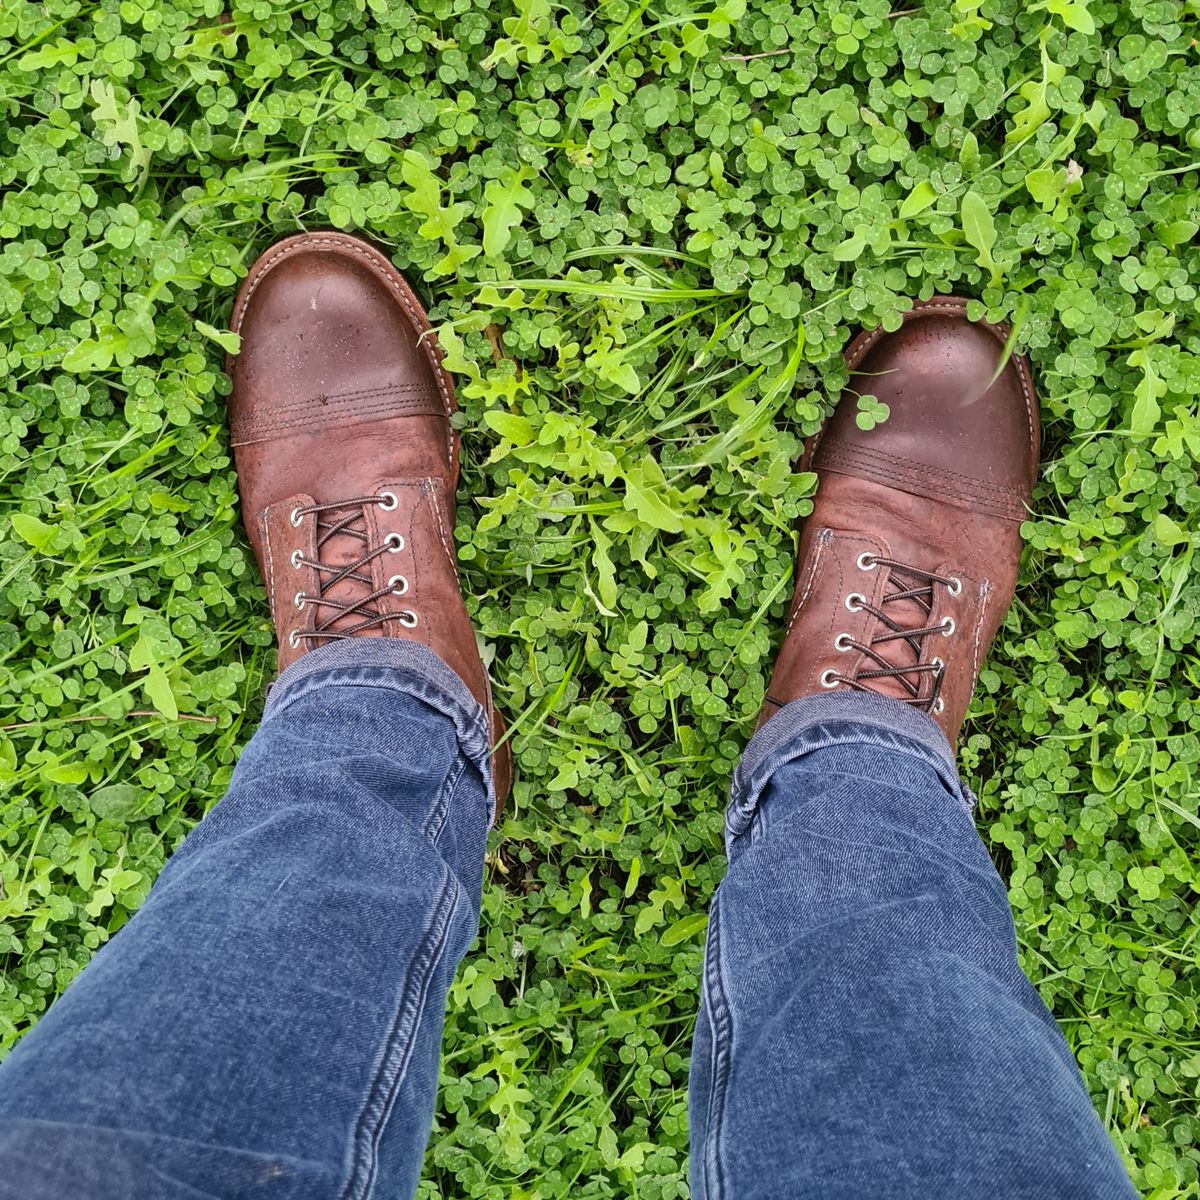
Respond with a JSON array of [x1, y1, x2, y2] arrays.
[[289, 507, 304, 527], [397, 611, 419, 628], [294, 592, 305, 610], [845, 592, 866, 613], [933, 697, 946, 714], [819, 668, 840, 688], [377, 491, 398, 512], [388, 574, 410, 597], [856, 552, 877, 571], [288, 629, 301, 649], [384, 532, 405, 553], [931, 657, 944, 672], [947, 576, 962, 597], [941, 617, 956, 637], [834, 633, 855, 652], [290, 549, 304, 569]]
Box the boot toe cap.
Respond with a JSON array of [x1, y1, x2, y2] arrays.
[[825, 299, 1039, 502], [230, 236, 440, 408]]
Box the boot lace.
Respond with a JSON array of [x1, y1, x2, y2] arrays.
[[286, 491, 418, 649], [821, 552, 960, 713]]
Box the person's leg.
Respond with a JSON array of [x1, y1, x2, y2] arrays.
[[0, 640, 494, 1200], [0, 231, 512, 1200], [689, 301, 1135, 1197], [689, 694, 1136, 1200]]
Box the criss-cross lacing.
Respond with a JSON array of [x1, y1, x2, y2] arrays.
[[821, 552, 961, 713], [286, 491, 417, 649]]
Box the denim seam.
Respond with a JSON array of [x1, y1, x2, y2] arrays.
[[423, 756, 466, 845], [700, 897, 733, 1200], [340, 868, 460, 1200]]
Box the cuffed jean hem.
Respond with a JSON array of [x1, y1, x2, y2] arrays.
[[727, 693, 974, 846], [262, 639, 497, 824]]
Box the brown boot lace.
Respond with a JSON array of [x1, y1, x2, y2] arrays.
[[286, 491, 418, 649], [820, 552, 960, 713]]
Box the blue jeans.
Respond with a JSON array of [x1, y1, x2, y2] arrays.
[[0, 642, 1135, 1199]]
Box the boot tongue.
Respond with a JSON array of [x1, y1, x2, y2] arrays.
[[856, 564, 937, 705], [312, 506, 383, 639]]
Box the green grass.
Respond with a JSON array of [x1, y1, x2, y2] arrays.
[[2, 0, 1200, 1194]]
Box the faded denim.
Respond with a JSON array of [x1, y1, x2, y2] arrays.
[[689, 697, 1136, 1200], [0, 646, 1135, 1199]]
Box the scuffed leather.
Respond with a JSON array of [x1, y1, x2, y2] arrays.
[[763, 298, 1040, 746], [226, 232, 511, 805]]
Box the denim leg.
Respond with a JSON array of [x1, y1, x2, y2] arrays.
[[690, 694, 1137, 1200], [0, 640, 494, 1200]]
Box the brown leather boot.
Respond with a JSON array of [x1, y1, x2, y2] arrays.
[[226, 231, 512, 807], [762, 297, 1039, 745]]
